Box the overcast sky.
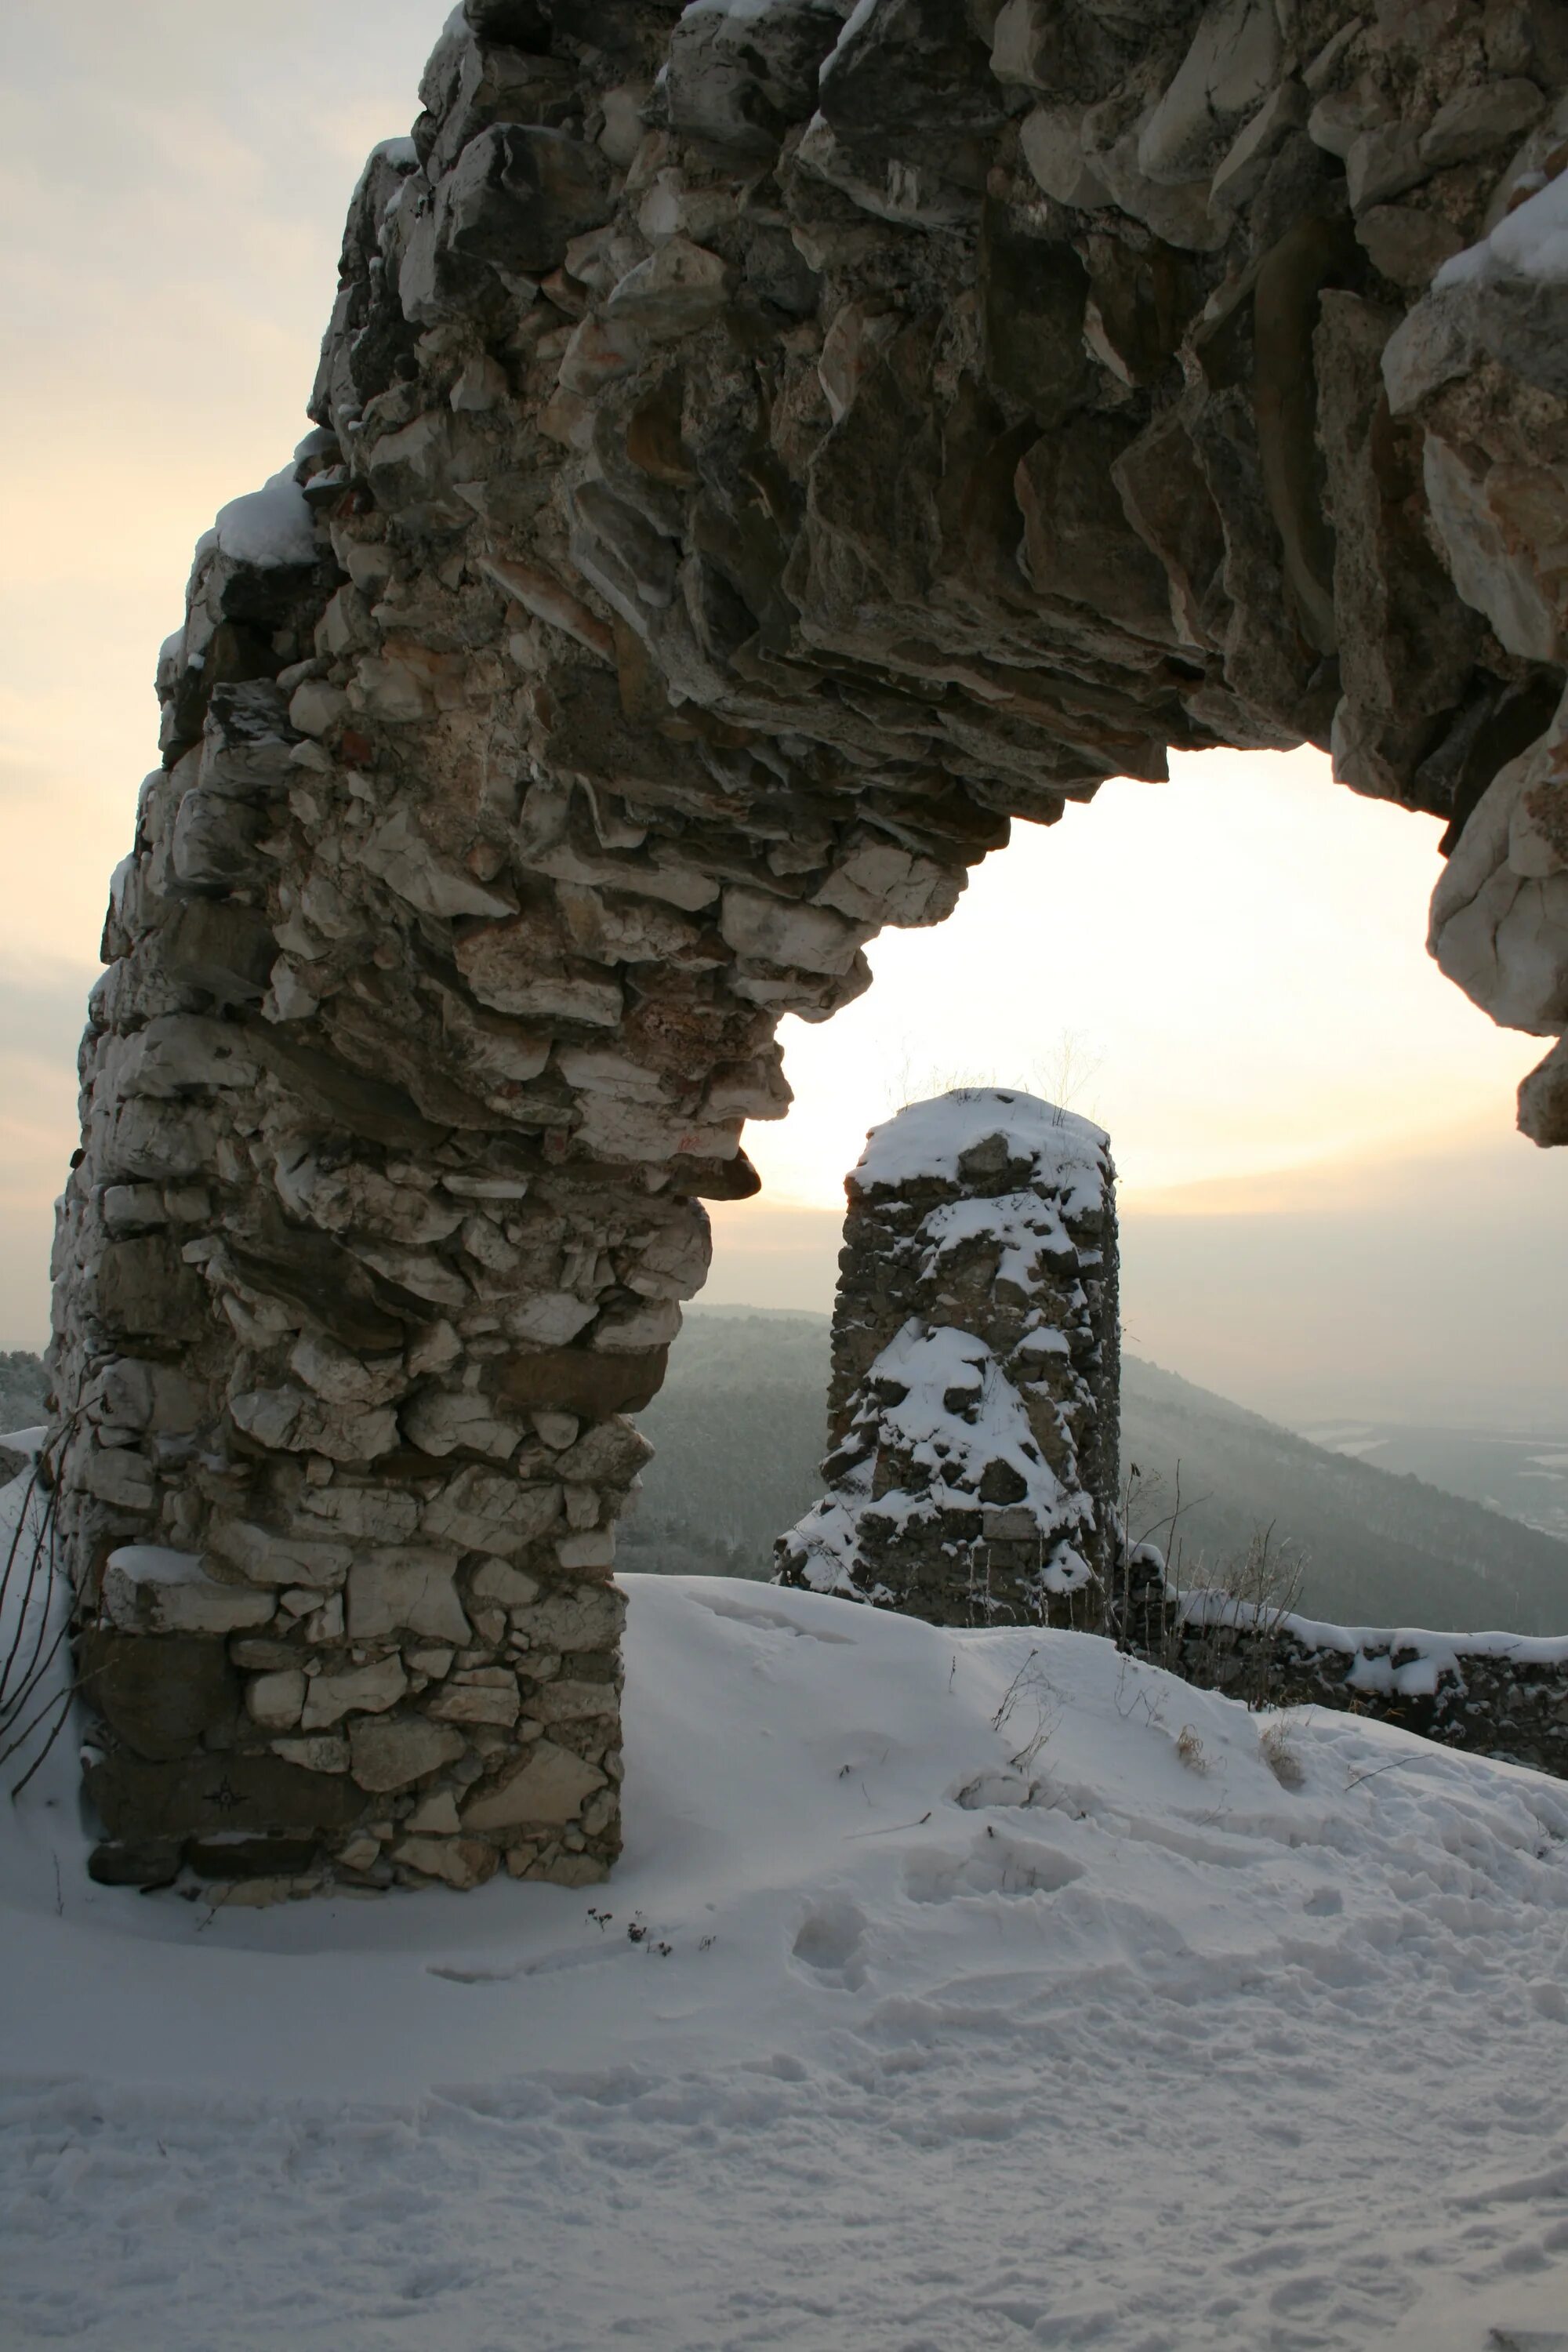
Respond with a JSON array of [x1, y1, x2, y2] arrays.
[[2, 2, 1564, 1430]]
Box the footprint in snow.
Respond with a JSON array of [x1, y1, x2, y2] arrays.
[[903, 1832, 1085, 1904], [398, 2261, 466, 2301], [688, 1592, 856, 1643], [792, 1896, 869, 1987], [955, 1769, 1042, 1811]]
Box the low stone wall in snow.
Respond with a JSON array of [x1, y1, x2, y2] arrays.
[[1163, 1593, 1568, 1778], [777, 1090, 1119, 1628]]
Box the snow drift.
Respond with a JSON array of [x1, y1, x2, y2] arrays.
[[2, 1462, 1567, 2347]]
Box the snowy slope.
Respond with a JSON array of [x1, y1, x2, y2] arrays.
[[3, 1468, 1568, 2347]]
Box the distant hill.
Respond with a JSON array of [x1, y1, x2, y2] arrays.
[[0, 1352, 47, 1436], [1118, 1355, 1568, 1633], [13, 1314, 1562, 1635], [624, 1311, 829, 1580], [626, 1308, 1568, 1635], [1297, 1414, 1568, 1546]]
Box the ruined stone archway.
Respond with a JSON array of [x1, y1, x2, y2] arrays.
[[50, 0, 1568, 1893]]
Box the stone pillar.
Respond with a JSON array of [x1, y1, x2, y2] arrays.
[[45, 24, 978, 1897], [44, 452, 905, 1893], [777, 1090, 1119, 1628]]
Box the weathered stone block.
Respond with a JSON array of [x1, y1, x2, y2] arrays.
[[393, 1834, 499, 1889], [348, 1714, 467, 1791], [77, 1631, 240, 1763], [94, 1240, 209, 1344], [459, 1739, 606, 1830], [346, 1549, 471, 1642], [441, 124, 610, 277], [299, 1656, 408, 1730], [207, 1521, 350, 1592], [86, 1753, 365, 1841], [426, 1679, 521, 1726], [101, 1548, 276, 1637], [495, 1347, 670, 1419], [521, 1584, 625, 1653], [245, 1669, 307, 1730]]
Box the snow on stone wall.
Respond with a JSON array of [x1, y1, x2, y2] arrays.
[[1163, 1590, 1568, 1779], [777, 1090, 1118, 1626]]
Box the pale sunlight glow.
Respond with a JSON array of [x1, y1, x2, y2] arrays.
[[747, 747, 1534, 1210]]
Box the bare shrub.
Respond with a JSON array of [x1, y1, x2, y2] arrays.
[[0, 1449, 76, 1798], [1109, 1461, 1200, 1668], [991, 1647, 1059, 1772], [880, 1028, 1105, 1127], [1259, 1719, 1305, 1790], [1203, 1523, 1308, 1711], [1174, 1725, 1209, 1775]]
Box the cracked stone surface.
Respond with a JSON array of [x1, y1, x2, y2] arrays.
[[48, 0, 1568, 1892]]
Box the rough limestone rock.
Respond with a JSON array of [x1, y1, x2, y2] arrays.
[[776, 1091, 1117, 1625], [46, 0, 1568, 1890]]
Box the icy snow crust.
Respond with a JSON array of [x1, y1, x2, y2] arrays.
[[1182, 1586, 1568, 1697], [783, 1319, 1092, 1602], [919, 1187, 1075, 1286], [1438, 164, 1568, 289], [3, 1478, 1567, 2345], [855, 1086, 1109, 1209], [211, 467, 317, 570]]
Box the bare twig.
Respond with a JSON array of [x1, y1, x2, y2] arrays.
[[8, 1682, 78, 1801], [1345, 1755, 1428, 1792], [991, 1648, 1042, 1733]]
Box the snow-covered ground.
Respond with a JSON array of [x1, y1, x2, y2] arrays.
[[3, 1466, 1568, 2349]]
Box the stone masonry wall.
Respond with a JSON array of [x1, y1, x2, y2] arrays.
[[47, 0, 1568, 1892], [776, 1090, 1118, 1624], [1162, 1595, 1568, 1777]]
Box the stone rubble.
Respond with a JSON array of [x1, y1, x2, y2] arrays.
[[777, 1090, 1118, 1625], [46, 0, 1568, 1892]]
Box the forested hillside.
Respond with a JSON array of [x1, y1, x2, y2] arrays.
[[11, 1321, 1561, 1633], [626, 1311, 1568, 1635], [0, 1351, 47, 1433]]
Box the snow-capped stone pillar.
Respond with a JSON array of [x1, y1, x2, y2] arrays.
[[777, 1091, 1119, 1628]]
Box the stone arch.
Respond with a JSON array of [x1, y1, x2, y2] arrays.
[[49, 0, 1568, 1892]]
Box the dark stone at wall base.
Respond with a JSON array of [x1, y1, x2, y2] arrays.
[[77, 1631, 240, 1763], [86, 1754, 366, 1842], [185, 1835, 323, 1881], [87, 1840, 184, 1890]]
